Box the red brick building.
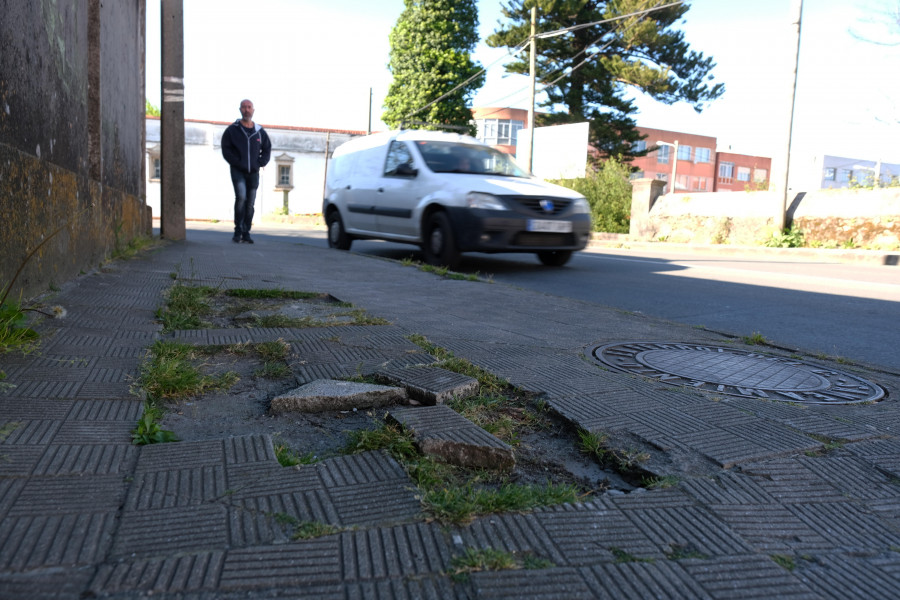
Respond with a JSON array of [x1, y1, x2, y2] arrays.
[[472, 107, 529, 155], [714, 152, 771, 192], [630, 126, 771, 193]]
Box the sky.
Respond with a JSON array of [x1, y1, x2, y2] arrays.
[[145, 0, 900, 164]]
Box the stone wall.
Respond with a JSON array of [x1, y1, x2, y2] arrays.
[[629, 179, 900, 248], [0, 0, 148, 301]]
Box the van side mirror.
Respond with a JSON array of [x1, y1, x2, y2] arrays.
[[395, 162, 418, 177]]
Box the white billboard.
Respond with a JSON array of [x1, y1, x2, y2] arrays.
[[516, 121, 589, 179]]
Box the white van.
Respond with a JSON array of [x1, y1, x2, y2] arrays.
[[323, 129, 592, 268]]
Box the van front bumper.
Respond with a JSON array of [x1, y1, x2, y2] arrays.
[[446, 208, 592, 253]]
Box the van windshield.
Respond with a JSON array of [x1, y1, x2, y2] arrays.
[[413, 141, 530, 177]]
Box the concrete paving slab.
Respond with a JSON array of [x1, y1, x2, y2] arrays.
[[270, 379, 408, 413], [377, 364, 479, 405], [388, 405, 515, 470]]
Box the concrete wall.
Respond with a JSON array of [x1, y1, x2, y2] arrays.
[[145, 119, 359, 222], [630, 180, 900, 248], [0, 0, 148, 301]]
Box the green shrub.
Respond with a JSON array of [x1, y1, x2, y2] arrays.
[[549, 158, 632, 233]]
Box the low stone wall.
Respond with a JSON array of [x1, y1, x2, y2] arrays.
[[629, 179, 900, 248]]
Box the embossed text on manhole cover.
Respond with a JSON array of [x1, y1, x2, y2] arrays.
[[586, 342, 885, 405]]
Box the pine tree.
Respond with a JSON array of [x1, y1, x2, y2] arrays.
[[382, 0, 485, 134], [487, 0, 724, 158]]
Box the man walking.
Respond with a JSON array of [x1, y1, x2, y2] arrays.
[[221, 99, 271, 243]]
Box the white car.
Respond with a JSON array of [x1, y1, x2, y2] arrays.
[[323, 129, 592, 268]]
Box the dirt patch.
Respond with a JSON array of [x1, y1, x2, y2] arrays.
[[155, 290, 646, 495]]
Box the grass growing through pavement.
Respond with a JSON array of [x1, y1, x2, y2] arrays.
[[577, 429, 651, 472], [342, 421, 581, 524], [156, 283, 217, 331], [139, 340, 239, 404]]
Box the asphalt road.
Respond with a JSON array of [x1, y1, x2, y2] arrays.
[[196, 223, 900, 374]]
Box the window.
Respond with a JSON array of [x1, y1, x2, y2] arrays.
[[476, 118, 524, 146], [676, 174, 689, 191], [384, 140, 413, 175], [677, 145, 692, 161], [695, 177, 710, 191], [656, 173, 668, 181], [838, 169, 852, 182], [737, 166, 751, 182], [629, 170, 645, 180], [718, 162, 734, 184], [694, 147, 711, 163], [632, 140, 647, 152], [823, 167, 836, 181], [754, 168, 768, 182], [656, 145, 670, 164], [273, 152, 295, 190], [147, 145, 161, 181]]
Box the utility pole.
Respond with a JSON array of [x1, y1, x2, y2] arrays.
[[526, 6, 536, 173], [367, 87, 372, 135], [778, 0, 803, 230], [160, 0, 185, 240]]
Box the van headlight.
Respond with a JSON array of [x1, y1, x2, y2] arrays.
[[571, 197, 590, 215], [466, 192, 508, 211]]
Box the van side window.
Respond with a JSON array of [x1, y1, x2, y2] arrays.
[[384, 141, 413, 176]]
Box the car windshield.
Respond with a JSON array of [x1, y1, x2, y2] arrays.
[[413, 141, 530, 177]]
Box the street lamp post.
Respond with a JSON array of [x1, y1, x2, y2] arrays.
[[656, 140, 679, 193]]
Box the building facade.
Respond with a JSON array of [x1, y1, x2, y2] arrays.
[[145, 118, 361, 222], [812, 155, 900, 189], [472, 107, 528, 154]]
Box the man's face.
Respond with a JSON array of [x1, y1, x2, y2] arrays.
[[240, 100, 254, 120]]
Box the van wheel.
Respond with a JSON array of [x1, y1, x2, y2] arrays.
[[422, 212, 460, 269], [326, 211, 352, 250], [536, 250, 572, 266]]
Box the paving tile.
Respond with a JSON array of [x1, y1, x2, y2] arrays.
[[223, 434, 277, 464], [52, 420, 134, 443], [227, 504, 299, 547], [111, 504, 228, 559], [67, 398, 143, 421], [705, 504, 832, 553], [2, 379, 83, 397], [124, 465, 227, 510], [787, 501, 900, 550], [622, 506, 753, 557], [32, 443, 138, 475], [580, 560, 713, 600], [678, 472, 776, 505], [795, 554, 900, 600], [90, 551, 225, 596], [797, 454, 900, 499], [328, 479, 422, 526], [0, 419, 61, 445], [681, 555, 819, 599], [471, 567, 594, 599], [6, 474, 126, 516], [346, 575, 463, 600], [0, 566, 95, 600], [134, 439, 225, 472], [315, 451, 409, 488], [219, 539, 342, 589], [0, 511, 117, 570], [535, 505, 661, 565], [340, 522, 452, 581], [454, 512, 565, 566]]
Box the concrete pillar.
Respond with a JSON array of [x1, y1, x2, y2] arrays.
[[160, 0, 185, 240], [629, 178, 667, 240]]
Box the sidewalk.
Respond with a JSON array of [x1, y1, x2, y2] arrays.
[[1, 223, 899, 599]]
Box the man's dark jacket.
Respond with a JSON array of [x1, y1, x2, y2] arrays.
[[221, 120, 272, 173]]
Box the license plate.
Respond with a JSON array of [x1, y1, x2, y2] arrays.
[[527, 219, 572, 233]]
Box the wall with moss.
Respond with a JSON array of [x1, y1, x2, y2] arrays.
[[0, 0, 148, 301]]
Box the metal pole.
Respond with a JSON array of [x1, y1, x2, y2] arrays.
[[322, 132, 331, 201], [527, 6, 536, 173], [779, 0, 803, 230], [367, 87, 372, 135], [671, 140, 679, 193]]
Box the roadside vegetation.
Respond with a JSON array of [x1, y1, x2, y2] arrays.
[[550, 158, 632, 234]]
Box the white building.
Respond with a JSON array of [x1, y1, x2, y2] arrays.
[[145, 117, 362, 222], [805, 154, 900, 190]]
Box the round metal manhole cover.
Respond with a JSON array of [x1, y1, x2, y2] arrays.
[[586, 342, 885, 405]]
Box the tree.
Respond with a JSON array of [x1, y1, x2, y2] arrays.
[[382, 0, 485, 133], [487, 0, 724, 159], [145, 100, 161, 117]]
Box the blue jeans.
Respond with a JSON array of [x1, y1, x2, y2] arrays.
[[230, 167, 259, 235]]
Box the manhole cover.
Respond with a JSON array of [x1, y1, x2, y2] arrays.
[[586, 342, 885, 405]]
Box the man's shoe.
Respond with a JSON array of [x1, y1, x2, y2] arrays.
[[241, 235, 254, 244], [232, 234, 241, 243]]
